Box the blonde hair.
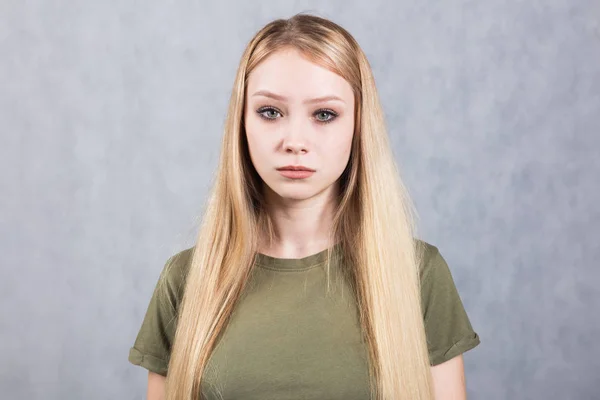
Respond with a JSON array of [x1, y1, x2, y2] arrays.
[[165, 12, 433, 400]]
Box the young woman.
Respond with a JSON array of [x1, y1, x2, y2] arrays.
[[128, 13, 480, 400]]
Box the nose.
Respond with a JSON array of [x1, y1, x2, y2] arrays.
[[282, 119, 309, 154], [284, 141, 308, 154]]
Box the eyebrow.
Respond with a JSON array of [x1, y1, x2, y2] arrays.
[[251, 90, 346, 104]]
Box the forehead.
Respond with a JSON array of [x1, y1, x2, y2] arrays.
[[246, 48, 353, 101]]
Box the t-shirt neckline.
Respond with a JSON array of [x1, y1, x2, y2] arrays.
[[255, 242, 342, 271]]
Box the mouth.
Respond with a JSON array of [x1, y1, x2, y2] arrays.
[[276, 165, 316, 172], [276, 166, 315, 179]]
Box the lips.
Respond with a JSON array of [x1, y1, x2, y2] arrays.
[[276, 165, 315, 172], [276, 165, 315, 179]]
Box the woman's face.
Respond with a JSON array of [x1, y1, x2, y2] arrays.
[[244, 47, 355, 203]]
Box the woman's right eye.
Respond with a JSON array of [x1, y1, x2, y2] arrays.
[[257, 107, 282, 120]]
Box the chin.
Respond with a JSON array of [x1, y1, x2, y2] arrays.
[[264, 182, 321, 202], [273, 187, 317, 201]]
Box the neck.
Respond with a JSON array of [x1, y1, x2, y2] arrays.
[[258, 183, 339, 258]]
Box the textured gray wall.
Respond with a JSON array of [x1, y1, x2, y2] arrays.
[[2, 1, 599, 399]]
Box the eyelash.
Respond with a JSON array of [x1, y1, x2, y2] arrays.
[[256, 106, 339, 124]]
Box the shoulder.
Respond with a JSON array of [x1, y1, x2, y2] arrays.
[[156, 246, 195, 310], [413, 238, 444, 282], [162, 246, 195, 278], [412, 239, 481, 364]]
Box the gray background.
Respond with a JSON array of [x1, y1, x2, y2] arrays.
[[2, 1, 599, 399]]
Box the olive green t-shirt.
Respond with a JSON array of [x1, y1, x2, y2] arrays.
[[128, 240, 480, 399]]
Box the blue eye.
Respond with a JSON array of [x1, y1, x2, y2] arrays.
[[257, 107, 282, 120], [314, 109, 338, 123], [255, 107, 339, 124]]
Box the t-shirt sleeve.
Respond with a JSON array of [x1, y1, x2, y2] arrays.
[[419, 242, 481, 366], [128, 249, 192, 376]]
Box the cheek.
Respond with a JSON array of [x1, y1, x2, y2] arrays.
[[245, 119, 261, 153], [245, 123, 273, 171], [331, 142, 352, 174], [323, 124, 353, 163]]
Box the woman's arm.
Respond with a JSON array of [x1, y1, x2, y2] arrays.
[[431, 354, 467, 400], [147, 371, 166, 400]]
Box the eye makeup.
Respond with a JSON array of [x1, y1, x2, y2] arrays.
[[255, 106, 339, 124]]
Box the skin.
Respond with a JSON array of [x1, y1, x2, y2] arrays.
[[146, 47, 467, 400], [147, 372, 165, 400], [244, 47, 355, 258], [432, 354, 467, 399]]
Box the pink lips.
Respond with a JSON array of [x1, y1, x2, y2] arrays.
[[276, 165, 315, 179]]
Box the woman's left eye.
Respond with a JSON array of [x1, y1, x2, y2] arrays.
[[314, 109, 338, 123]]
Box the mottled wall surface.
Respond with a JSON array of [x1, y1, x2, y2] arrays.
[[2, 1, 598, 399]]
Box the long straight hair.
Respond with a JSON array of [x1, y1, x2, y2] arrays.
[[164, 13, 433, 400]]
